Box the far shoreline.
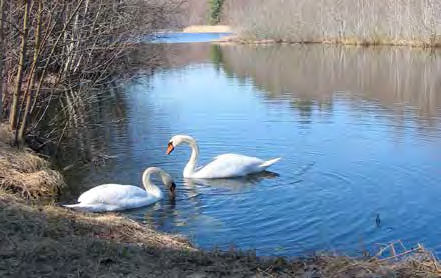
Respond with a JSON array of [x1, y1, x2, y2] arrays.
[[182, 25, 232, 33], [178, 26, 441, 48], [213, 35, 441, 48]]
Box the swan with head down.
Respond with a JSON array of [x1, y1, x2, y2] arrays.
[[166, 135, 281, 179], [64, 167, 176, 212]]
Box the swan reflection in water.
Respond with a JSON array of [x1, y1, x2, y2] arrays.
[[183, 171, 280, 192], [142, 171, 279, 230]]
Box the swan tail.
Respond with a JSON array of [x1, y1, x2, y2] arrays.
[[63, 203, 97, 212], [63, 203, 84, 209], [259, 157, 281, 168]]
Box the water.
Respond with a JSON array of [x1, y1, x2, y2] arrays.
[[152, 32, 230, 43], [63, 38, 441, 257]]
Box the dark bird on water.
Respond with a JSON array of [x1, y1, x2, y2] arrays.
[[375, 213, 381, 227]]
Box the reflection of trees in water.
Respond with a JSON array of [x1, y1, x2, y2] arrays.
[[148, 43, 214, 69], [210, 44, 224, 72], [40, 45, 168, 174], [34, 82, 131, 203], [40, 84, 129, 168], [218, 44, 441, 130], [55, 43, 217, 198]]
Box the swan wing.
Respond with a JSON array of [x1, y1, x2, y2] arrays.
[[63, 203, 122, 212], [195, 153, 265, 178], [77, 184, 147, 206]]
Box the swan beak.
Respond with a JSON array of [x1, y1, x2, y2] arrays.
[[166, 142, 174, 155]]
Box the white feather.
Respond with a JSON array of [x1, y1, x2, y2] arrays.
[[63, 167, 173, 213], [168, 135, 281, 178]]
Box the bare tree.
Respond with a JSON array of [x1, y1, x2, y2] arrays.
[[10, 0, 30, 130], [1, 0, 181, 146], [18, 0, 43, 144], [0, 0, 4, 120], [228, 0, 441, 46]]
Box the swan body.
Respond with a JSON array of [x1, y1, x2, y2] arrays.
[[64, 167, 175, 212], [166, 135, 281, 179]]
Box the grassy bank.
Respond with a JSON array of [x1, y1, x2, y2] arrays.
[[228, 0, 441, 47], [0, 124, 64, 199], [0, 126, 440, 277], [216, 36, 441, 48], [2, 192, 440, 277]]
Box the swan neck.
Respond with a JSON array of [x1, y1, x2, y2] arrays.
[[141, 169, 161, 196], [184, 137, 199, 176]]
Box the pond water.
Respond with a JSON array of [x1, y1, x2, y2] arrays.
[[152, 32, 231, 43], [63, 36, 441, 257]]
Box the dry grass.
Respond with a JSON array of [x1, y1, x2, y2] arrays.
[[0, 124, 64, 199], [0, 190, 440, 277], [0, 192, 289, 277], [218, 36, 441, 48]]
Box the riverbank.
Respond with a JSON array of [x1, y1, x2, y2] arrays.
[[0, 126, 440, 277], [2, 193, 439, 278], [0, 124, 64, 199], [214, 35, 441, 48]]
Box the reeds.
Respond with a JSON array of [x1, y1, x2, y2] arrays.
[[0, 0, 181, 146]]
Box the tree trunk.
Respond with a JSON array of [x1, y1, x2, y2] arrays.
[[18, 1, 43, 144], [10, 0, 30, 130], [0, 0, 4, 121]]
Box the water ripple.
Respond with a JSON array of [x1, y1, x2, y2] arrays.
[[63, 44, 441, 257]]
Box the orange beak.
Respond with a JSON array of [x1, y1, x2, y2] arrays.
[[166, 142, 174, 155]]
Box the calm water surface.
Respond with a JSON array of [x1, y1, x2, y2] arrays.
[[152, 32, 230, 43], [64, 36, 441, 257]]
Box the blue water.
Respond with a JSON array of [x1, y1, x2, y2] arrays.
[[151, 32, 230, 43], [65, 38, 441, 257]]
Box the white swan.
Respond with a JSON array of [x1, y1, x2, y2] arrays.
[[166, 135, 281, 178], [63, 167, 176, 212]]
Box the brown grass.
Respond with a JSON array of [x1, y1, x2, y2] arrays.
[[216, 36, 441, 49], [0, 191, 440, 277], [0, 124, 64, 199]]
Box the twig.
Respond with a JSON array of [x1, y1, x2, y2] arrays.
[[378, 245, 424, 262]]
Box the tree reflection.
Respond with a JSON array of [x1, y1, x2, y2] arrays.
[[217, 44, 441, 132]]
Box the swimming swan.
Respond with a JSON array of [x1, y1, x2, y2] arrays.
[[64, 167, 176, 212], [166, 135, 281, 178]]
